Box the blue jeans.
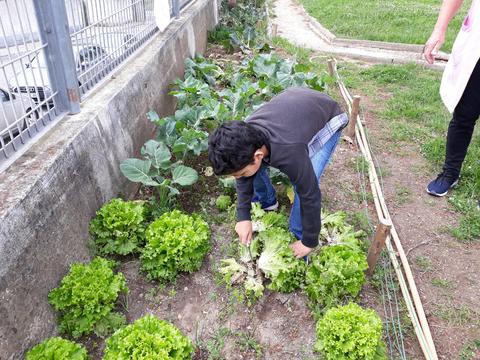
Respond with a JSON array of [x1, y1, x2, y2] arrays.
[[252, 130, 342, 241]]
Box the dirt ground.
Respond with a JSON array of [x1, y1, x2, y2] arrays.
[[321, 76, 480, 359]]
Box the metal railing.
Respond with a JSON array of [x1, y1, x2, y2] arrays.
[[0, 0, 189, 171]]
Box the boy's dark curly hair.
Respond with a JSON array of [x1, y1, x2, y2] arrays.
[[208, 121, 267, 175]]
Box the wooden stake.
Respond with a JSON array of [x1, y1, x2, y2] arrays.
[[367, 219, 392, 275], [327, 59, 335, 76], [345, 95, 360, 140], [271, 23, 278, 37]]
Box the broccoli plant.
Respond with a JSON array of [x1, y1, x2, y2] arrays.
[[140, 210, 210, 282], [103, 314, 194, 360], [89, 198, 146, 256], [48, 257, 128, 338], [305, 244, 368, 311], [26, 337, 88, 360], [315, 303, 387, 360]]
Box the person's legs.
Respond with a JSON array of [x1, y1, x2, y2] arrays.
[[252, 163, 278, 209], [443, 63, 480, 178], [427, 60, 480, 196], [289, 130, 342, 239]]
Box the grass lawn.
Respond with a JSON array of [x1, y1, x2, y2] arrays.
[[338, 62, 480, 241], [299, 0, 471, 52]]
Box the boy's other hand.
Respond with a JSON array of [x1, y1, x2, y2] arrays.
[[290, 240, 313, 258], [235, 220, 253, 245]]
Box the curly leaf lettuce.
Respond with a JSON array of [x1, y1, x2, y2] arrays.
[[238, 237, 261, 264], [257, 228, 306, 292], [244, 276, 264, 299], [141, 210, 210, 282], [103, 314, 194, 360], [306, 245, 368, 310], [315, 303, 386, 360], [219, 258, 247, 284], [48, 257, 128, 338], [320, 210, 365, 250], [26, 337, 88, 360], [89, 198, 146, 256]]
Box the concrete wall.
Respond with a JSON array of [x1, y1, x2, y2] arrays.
[[0, 0, 217, 357]]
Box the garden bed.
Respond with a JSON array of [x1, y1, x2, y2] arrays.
[[25, 1, 480, 359]]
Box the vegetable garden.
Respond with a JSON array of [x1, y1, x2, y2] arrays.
[[25, 1, 424, 359]]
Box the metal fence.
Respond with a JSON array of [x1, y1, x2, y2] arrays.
[[0, 0, 190, 171]]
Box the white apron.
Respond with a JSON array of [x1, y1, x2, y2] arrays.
[[440, 0, 480, 113]]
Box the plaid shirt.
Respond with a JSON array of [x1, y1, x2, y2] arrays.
[[308, 112, 348, 156]]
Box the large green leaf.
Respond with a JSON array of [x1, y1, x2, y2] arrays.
[[141, 140, 171, 169], [172, 165, 198, 186], [146, 111, 160, 123], [120, 159, 159, 186]]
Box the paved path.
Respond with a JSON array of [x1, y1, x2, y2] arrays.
[[271, 0, 446, 69]]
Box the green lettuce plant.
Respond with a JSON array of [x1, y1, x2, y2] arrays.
[[305, 244, 368, 311], [257, 227, 306, 292], [89, 198, 146, 256], [26, 337, 88, 360], [238, 237, 261, 264], [140, 210, 210, 282], [315, 302, 386, 360], [103, 314, 194, 360], [320, 210, 366, 251], [219, 258, 247, 284], [216, 195, 232, 211], [48, 257, 128, 338], [218, 257, 264, 302]]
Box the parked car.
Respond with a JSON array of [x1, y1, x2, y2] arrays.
[[9, 43, 112, 104], [0, 87, 38, 141]]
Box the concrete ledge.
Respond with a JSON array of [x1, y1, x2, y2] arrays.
[[0, 0, 217, 357]]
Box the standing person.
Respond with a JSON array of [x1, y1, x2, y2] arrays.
[[208, 87, 348, 258], [424, 0, 480, 197]]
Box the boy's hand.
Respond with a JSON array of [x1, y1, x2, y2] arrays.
[[235, 220, 253, 245], [290, 240, 314, 258]]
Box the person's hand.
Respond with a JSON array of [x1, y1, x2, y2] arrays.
[[290, 240, 314, 258], [424, 29, 446, 64], [235, 220, 253, 245]]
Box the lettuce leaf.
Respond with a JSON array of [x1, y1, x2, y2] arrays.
[[257, 228, 306, 292]]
